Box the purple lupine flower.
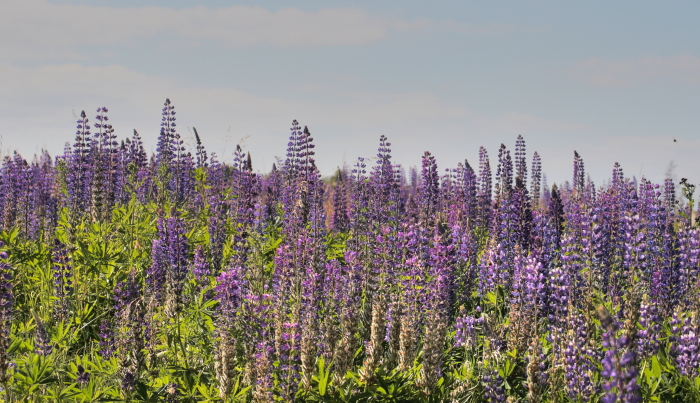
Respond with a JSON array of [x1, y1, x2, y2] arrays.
[[193, 127, 208, 168], [452, 223, 478, 305], [510, 255, 544, 344], [599, 306, 641, 403], [251, 340, 275, 402], [319, 259, 343, 360], [495, 143, 513, 198], [34, 317, 52, 356], [215, 267, 246, 321], [91, 107, 119, 221], [192, 245, 210, 285], [332, 251, 363, 381], [147, 236, 168, 303], [124, 129, 150, 203], [482, 367, 506, 402], [418, 151, 440, 222], [114, 271, 141, 321], [76, 364, 90, 385], [162, 212, 189, 316], [636, 295, 661, 359], [3, 153, 36, 237], [331, 168, 350, 232], [231, 145, 259, 250], [67, 110, 93, 213], [560, 200, 592, 307], [462, 159, 479, 223], [670, 312, 700, 378], [563, 312, 595, 401], [526, 338, 548, 402], [281, 121, 324, 236], [300, 264, 322, 390], [214, 266, 247, 399], [98, 319, 115, 358], [572, 151, 585, 196], [0, 156, 18, 231], [156, 99, 177, 169], [530, 151, 542, 209], [27, 153, 58, 240], [395, 225, 429, 370], [547, 184, 565, 247], [546, 260, 570, 349], [454, 313, 482, 349], [515, 135, 527, 185]]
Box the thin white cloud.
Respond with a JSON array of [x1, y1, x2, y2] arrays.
[[574, 54, 700, 87]]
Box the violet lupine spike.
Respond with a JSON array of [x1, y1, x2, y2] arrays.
[[214, 267, 250, 399], [147, 238, 167, 304], [332, 251, 363, 382], [515, 134, 527, 184], [369, 135, 400, 231], [124, 129, 150, 203], [164, 212, 189, 316], [98, 319, 115, 358], [509, 255, 544, 351], [280, 122, 323, 236], [331, 168, 350, 232], [512, 175, 533, 251], [230, 145, 260, 265], [67, 110, 93, 213], [418, 151, 440, 222], [76, 364, 90, 385], [563, 311, 595, 402], [496, 143, 514, 199], [462, 159, 478, 223], [572, 151, 586, 197], [318, 259, 342, 360], [530, 151, 542, 209], [192, 245, 210, 286], [251, 341, 275, 402], [636, 295, 661, 359], [306, 156, 326, 238], [193, 127, 208, 168], [599, 306, 642, 403], [396, 226, 428, 372], [0, 156, 17, 231], [215, 266, 246, 336], [34, 316, 52, 356], [156, 98, 177, 169], [91, 107, 118, 221], [670, 311, 700, 378], [482, 367, 506, 402], [299, 264, 322, 390], [454, 313, 482, 349], [452, 223, 478, 305]]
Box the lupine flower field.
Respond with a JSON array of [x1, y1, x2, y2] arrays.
[[0, 99, 698, 402]]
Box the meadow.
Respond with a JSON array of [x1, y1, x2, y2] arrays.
[[0, 99, 697, 402]]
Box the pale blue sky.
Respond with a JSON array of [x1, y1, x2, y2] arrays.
[[1, 0, 699, 187]]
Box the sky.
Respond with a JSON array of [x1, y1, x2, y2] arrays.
[[1, 0, 699, 188]]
